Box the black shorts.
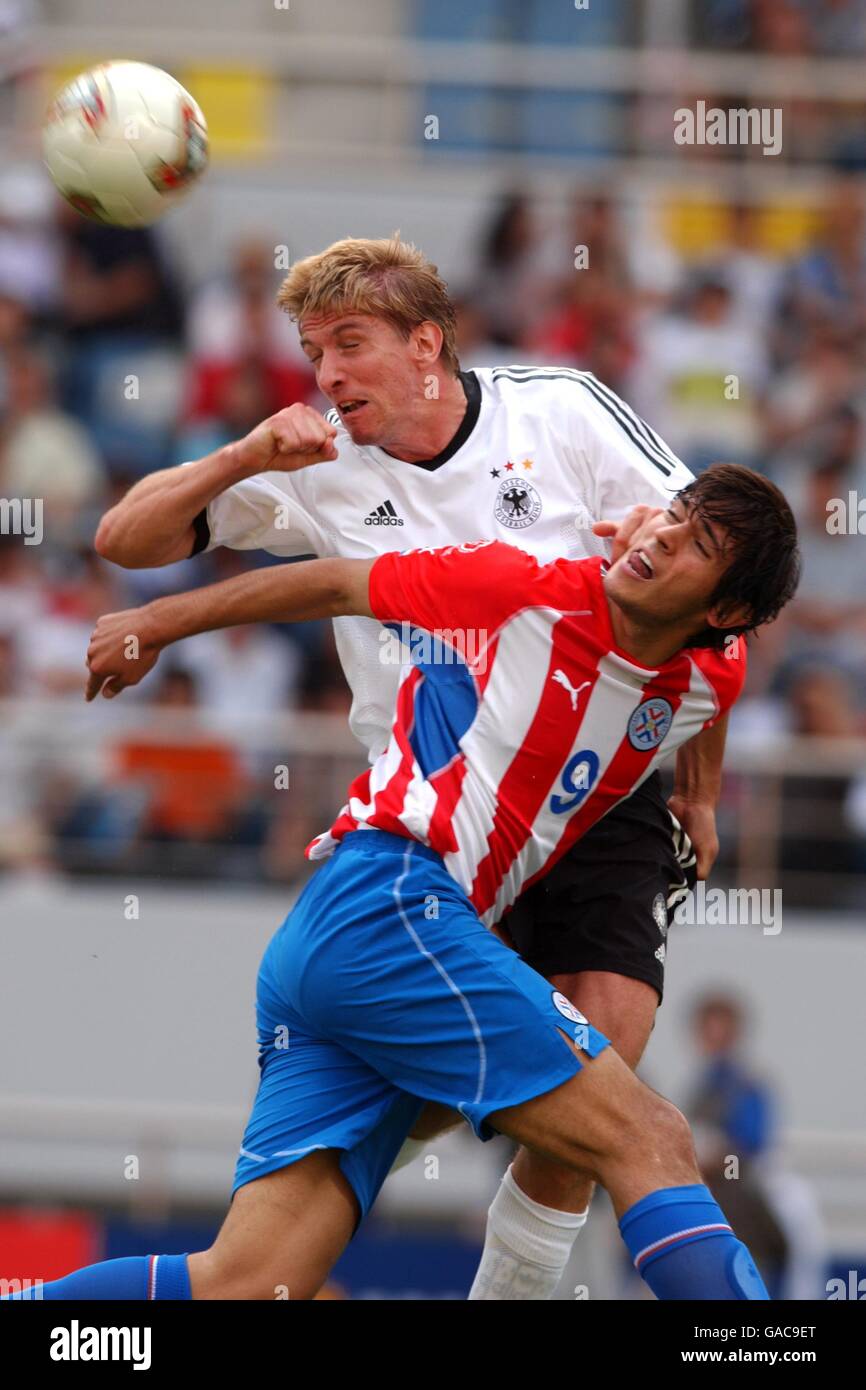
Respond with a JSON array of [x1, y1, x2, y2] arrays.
[[505, 773, 696, 1004]]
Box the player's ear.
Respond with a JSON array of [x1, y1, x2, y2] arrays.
[[411, 320, 443, 366], [705, 601, 752, 633]]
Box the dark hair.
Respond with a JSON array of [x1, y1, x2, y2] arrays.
[[678, 463, 800, 649]]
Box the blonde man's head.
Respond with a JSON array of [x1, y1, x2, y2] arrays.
[[277, 235, 460, 375]]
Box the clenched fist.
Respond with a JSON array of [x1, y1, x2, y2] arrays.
[[232, 403, 339, 475], [85, 606, 162, 702]]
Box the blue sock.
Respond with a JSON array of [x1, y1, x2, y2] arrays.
[[2, 1253, 192, 1300], [619, 1184, 769, 1300]]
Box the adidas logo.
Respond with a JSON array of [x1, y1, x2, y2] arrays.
[[365, 499, 404, 526]]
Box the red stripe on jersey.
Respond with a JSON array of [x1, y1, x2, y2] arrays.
[[427, 756, 468, 855], [308, 666, 424, 852], [470, 617, 601, 915], [316, 798, 361, 848], [368, 667, 423, 831]]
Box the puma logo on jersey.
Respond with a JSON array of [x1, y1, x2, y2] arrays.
[[551, 670, 590, 711]]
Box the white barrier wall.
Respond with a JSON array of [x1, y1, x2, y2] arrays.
[[0, 874, 864, 1279]]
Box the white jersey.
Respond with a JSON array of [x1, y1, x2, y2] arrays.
[[199, 366, 694, 757]]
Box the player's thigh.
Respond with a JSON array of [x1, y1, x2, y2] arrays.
[[489, 1040, 696, 1216], [551, 970, 658, 1071], [488, 1039, 652, 1178], [191, 1150, 358, 1301], [405, 974, 656, 1142]]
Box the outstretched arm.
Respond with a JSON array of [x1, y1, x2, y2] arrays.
[[85, 555, 375, 701], [93, 404, 338, 568]]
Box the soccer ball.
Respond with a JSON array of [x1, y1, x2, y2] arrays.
[[42, 61, 208, 228]]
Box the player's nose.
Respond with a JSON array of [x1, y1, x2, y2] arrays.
[[316, 352, 344, 398]]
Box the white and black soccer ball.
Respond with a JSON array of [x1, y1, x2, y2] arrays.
[[42, 60, 208, 227]]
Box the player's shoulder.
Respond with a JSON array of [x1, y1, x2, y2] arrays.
[[460, 539, 600, 601], [475, 363, 607, 414], [476, 364, 686, 474], [689, 636, 748, 708]]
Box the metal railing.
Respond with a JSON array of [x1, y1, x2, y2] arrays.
[[0, 698, 864, 902]]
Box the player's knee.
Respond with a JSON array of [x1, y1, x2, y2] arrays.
[[602, 1083, 694, 1173], [641, 1093, 696, 1172]]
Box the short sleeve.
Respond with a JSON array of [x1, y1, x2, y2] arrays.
[[369, 539, 551, 641], [693, 637, 748, 727], [203, 471, 326, 557], [551, 372, 695, 522]]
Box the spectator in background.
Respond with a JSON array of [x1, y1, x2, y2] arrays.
[[718, 201, 785, 342], [686, 993, 789, 1297], [0, 347, 104, 534], [55, 202, 184, 475], [185, 238, 315, 421], [451, 293, 506, 368], [0, 166, 60, 321], [21, 550, 129, 697], [0, 628, 53, 872], [113, 668, 250, 847], [173, 355, 285, 464], [751, 0, 813, 54], [527, 193, 636, 389], [0, 289, 30, 355], [781, 453, 866, 678], [779, 664, 866, 899], [628, 268, 767, 471], [782, 178, 866, 348], [0, 534, 43, 653], [176, 623, 301, 730], [808, 0, 866, 54], [474, 192, 544, 346], [761, 334, 861, 480], [56, 202, 182, 347]]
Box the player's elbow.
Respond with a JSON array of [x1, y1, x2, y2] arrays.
[[93, 510, 171, 569], [93, 511, 127, 564]]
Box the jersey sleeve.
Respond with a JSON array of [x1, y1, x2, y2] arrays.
[[368, 539, 555, 642], [693, 637, 748, 727], [199, 470, 327, 557], [553, 372, 695, 522]]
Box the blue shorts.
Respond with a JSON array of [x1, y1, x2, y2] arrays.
[[232, 830, 610, 1220]]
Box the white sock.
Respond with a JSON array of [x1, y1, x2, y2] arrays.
[[468, 1165, 589, 1301], [388, 1137, 426, 1174]]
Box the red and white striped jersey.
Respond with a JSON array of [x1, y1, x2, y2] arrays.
[[307, 541, 746, 927]]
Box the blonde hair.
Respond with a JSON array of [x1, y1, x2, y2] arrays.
[[277, 234, 459, 374]]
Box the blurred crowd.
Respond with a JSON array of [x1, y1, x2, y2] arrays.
[[1, 165, 865, 892], [695, 0, 866, 56]]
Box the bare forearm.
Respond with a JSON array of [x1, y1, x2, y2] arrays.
[[674, 713, 728, 806], [93, 443, 252, 568], [145, 558, 373, 646], [94, 404, 338, 569], [85, 556, 375, 701]]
